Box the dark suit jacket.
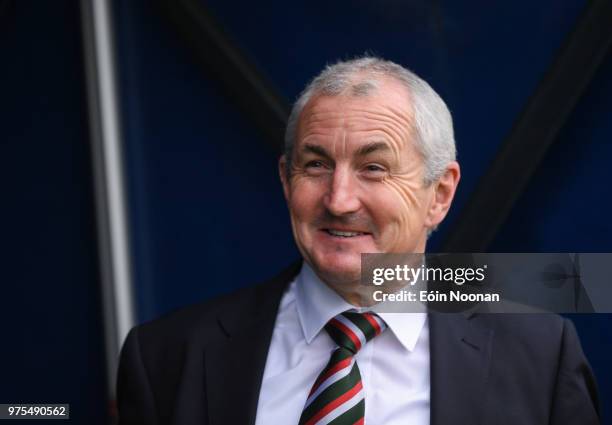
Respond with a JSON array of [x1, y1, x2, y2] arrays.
[[117, 262, 600, 425]]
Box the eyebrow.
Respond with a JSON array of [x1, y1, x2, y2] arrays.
[[300, 141, 391, 159], [356, 141, 391, 156], [301, 143, 332, 159]]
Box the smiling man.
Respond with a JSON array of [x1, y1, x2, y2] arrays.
[[117, 57, 599, 425], [279, 67, 459, 305]]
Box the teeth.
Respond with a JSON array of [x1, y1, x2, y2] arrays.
[[327, 229, 364, 237]]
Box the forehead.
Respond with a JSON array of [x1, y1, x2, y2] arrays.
[[297, 78, 414, 144]]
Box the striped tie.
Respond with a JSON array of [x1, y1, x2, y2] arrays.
[[299, 311, 387, 425]]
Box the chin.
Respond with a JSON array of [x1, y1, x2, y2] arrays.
[[312, 252, 362, 285]]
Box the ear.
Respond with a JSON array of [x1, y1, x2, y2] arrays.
[[425, 161, 460, 228], [279, 155, 290, 201]]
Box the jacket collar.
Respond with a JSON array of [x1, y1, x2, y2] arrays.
[[205, 261, 301, 425]]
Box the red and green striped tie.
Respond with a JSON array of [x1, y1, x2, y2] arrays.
[[299, 311, 387, 425]]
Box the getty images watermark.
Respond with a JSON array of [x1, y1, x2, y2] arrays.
[[360, 253, 612, 313], [370, 261, 495, 303]]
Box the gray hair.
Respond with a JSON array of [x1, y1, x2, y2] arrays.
[[284, 56, 456, 185]]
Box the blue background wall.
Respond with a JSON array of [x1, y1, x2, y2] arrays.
[[1, 1, 108, 423], [1, 0, 610, 422]]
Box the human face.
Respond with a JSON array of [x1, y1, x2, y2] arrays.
[[281, 79, 443, 287]]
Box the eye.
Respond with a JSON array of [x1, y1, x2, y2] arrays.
[[305, 160, 325, 168], [362, 163, 388, 179], [304, 160, 331, 175]]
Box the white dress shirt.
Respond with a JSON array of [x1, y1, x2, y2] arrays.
[[255, 263, 430, 425]]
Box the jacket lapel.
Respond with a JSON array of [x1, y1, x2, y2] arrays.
[[204, 263, 301, 425], [429, 313, 494, 425]]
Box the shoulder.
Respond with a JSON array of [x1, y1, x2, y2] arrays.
[[471, 314, 595, 390], [125, 261, 302, 355], [475, 312, 566, 338], [472, 314, 599, 422], [116, 262, 302, 423], [473, 313, 571, 356]]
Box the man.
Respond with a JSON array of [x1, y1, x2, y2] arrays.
[[117, 57, 600, 424]]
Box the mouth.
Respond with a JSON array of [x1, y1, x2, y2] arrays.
[[323, 229, 371, 238]]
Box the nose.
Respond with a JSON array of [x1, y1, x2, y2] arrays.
[[323, 166, 362, 216]]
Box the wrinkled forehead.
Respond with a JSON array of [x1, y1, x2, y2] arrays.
[[296, 79, 416, 153], [302, 76, 413, 119]]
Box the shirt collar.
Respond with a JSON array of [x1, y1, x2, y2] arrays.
[[296, 262, 354, 345], [295, 262, 427, 352]]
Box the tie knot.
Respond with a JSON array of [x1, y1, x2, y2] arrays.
[[325, 311, 387, 354]]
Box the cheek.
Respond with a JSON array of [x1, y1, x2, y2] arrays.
[[288, 176, 325, 222], [383, 158, 427, 214], [365, 177, 431, 249], [382, 177, 427, 226], [383, 177, 422, 210]]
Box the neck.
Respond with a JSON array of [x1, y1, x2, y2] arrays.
[[315, 271, 407, 307], [327, 282, 372, 307]]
